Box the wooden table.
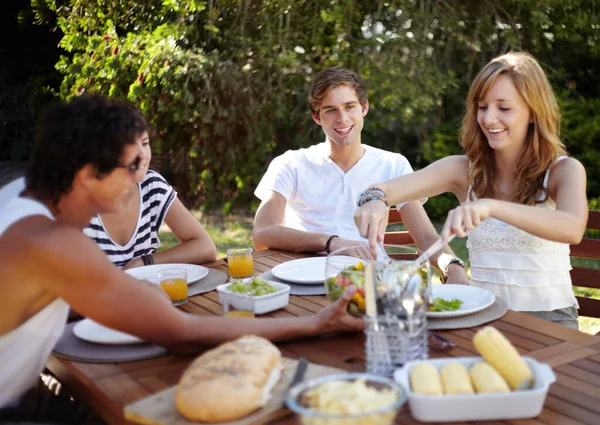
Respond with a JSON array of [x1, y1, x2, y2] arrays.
[[46, 249, 600, 425]]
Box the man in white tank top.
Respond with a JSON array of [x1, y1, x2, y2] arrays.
[[0, 96, 364, 415]]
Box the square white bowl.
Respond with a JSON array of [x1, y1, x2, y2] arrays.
[[394, 356, 556, 422], [217, 279, 291, 315]]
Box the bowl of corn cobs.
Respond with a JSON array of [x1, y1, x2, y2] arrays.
[[394, 326, 555, 422]]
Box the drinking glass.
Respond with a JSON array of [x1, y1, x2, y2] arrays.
[[159, 268, 188, 306], [227, 248, 254, 278], [222, 295, 256, 318], [325, 243, 431, 376]]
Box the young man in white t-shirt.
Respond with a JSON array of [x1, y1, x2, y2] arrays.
[[253, 67, 467, 283]]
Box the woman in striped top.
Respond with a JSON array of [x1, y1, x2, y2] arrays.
[[84, 130, 216, 269]]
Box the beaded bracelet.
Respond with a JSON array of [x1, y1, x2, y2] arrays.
[[357, 187, 388, 208]]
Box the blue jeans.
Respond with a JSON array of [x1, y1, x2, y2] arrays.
[[521, 306, 579, 330]]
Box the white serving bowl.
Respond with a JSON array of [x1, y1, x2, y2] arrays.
[[217, 279, 290, 315], [394, 356, 556, 422]]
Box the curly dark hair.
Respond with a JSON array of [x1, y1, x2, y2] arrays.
[[26, 95, 148, 206], [308, 67, 368, 114]]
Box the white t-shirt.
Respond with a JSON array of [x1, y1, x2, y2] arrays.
[[255, 142, 416, 242]]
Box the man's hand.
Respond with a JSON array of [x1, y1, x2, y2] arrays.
[[328, 237, 375, 260], [446, 263, 468, 285], [315, 286, 364, 334]]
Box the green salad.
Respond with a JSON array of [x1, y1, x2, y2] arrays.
[[429, 297, 463, 312], [227, 277, 279, 296]]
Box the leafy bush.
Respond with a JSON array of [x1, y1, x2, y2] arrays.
[[18, 0, 600, 216]]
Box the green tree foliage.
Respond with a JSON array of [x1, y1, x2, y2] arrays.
[[22, 0, 600, 214]]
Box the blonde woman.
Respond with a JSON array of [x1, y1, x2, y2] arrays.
[[354, 52, 588, 328]]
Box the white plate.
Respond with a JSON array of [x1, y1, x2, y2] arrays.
[[73, 319, 144, 345], [125, 263, 209, 285], [271, 256, 359, 284], [427, 284, 495, 318]]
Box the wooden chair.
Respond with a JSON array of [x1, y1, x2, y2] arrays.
[[383, 208, 417, 261], [570, 210, 600, 319], [383, 208, 415, 246]]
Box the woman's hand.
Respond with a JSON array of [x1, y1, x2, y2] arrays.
[[441, 199, 494, 240], [315, 286, 364, 334], [353, 200, 389, 253]]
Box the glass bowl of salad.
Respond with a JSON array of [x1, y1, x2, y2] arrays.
[[324, 244, 432, 317]]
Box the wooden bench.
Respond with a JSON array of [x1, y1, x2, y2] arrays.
[[570, 210, 600, 319], [383, 208, 415, 246]]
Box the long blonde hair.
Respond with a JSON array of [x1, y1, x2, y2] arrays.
[[460, 52, 567, 205]]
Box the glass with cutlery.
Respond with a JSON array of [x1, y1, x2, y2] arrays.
[[325, 244, 431, 376]]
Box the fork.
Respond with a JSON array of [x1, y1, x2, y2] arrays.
[[415, 234, 457, 265]]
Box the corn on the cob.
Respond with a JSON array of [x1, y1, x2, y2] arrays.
[[473, 326, 533, 390], [440, 362, 474, 395], [410, 363, 443, 395], [470, 362, 510, 393]]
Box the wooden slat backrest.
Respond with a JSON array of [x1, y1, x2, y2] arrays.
[[570, 210, 600, 318], [383, 208, 415, 246]]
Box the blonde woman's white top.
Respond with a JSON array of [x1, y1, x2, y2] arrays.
[[466, 156, 578, 311], [0, 196, 70, 407]]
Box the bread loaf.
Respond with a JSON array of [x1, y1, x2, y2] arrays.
[[175, 335, 283, 422]]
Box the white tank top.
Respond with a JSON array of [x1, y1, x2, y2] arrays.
[[0, 196, 69, 408], [465, 157, 578, 311]]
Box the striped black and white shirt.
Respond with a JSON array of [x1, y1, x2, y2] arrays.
[[83, 170, 176, 268]]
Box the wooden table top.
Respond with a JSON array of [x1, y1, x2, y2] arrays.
[[46, 249, 600, 425]]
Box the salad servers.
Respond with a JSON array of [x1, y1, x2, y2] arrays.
[[414, 234, 456, 266]]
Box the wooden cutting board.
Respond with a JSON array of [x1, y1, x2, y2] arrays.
[[124, 357, 345, 425]]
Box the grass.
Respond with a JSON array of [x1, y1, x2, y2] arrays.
[[159, 215, 600, 335], [159, 212, 253, 259]]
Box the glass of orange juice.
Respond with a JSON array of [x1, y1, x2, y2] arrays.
[[227, 248, 254, 278], [159, 268, 188, 306], [222, 292, 255, 318]]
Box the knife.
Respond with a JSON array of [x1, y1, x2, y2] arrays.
[[284, 356, 309, 407], [428, 332, 456, 351]]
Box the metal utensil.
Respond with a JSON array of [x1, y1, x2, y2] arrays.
[[284, 356, 309, 406], [428, 332, 456, 351], [376, 242, 391, 263], [415, 234, 456, 266]]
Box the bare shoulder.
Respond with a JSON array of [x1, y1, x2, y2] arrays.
[[549, 157, 587, 184], [553, 156, 586, 174], [1, 215, 107, 274]]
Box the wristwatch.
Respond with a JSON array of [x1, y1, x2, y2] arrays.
[[445, 257, 466, 274]]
